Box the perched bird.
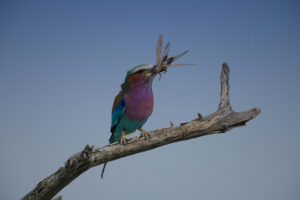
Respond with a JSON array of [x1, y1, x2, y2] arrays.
[[101, 35, 192, 178]]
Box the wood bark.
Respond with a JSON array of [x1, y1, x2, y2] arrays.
[[22, 63, 261, 200]]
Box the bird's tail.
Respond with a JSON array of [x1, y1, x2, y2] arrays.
[[101, 162, 107, 179]]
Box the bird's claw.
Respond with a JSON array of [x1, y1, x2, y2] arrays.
[[139, 128, 151, 140], [120, 136, 129, 145]]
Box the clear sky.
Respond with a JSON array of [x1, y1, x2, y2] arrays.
[[0, 0, 299, 199]]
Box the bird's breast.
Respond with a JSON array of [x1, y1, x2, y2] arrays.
[[124, 86, 154, 121]]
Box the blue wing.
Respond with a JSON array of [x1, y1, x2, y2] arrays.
[[110, 92, 125, 135]]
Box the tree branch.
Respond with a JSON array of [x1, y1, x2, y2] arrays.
[[22, 63, 261, 200]]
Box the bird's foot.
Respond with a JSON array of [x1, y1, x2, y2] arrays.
[[120, 135, 129, 145], [139, 128, 151, 140]]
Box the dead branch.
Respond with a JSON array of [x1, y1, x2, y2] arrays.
[[22, 63, 261, 200]]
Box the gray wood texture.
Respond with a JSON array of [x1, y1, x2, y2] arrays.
[[22, 63, 261, 200]]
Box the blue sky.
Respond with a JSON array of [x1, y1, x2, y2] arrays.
[[0, 0, 299, 199]]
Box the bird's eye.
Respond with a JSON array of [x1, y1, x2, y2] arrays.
[[137, 69, 145, 73]]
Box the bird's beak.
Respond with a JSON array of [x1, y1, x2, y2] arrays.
[[150, 65, 167, 75], [144, 65, 167, 80]]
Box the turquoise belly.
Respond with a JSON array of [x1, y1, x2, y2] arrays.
[[109, 115, 147, 143]]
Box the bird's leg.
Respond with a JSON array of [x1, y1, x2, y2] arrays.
[[138, 128, 151, 140], [120, 131, 129, 145]]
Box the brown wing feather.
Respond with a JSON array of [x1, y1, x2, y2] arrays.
[[112, 92, 122, 113]]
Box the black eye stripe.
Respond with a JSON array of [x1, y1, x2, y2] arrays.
[[136, 69, 146, 73]]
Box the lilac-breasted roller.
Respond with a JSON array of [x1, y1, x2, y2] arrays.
[[101, 35, 192, 178]]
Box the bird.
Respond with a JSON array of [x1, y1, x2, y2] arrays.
[[101, 34, 192, 178]]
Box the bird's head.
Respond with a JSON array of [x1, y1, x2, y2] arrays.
[[125, 64, 163, 81]]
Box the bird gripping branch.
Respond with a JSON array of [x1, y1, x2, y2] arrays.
[[101, 34, 193, 178]]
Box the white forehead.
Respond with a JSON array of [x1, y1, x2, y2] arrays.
[[129, 64, 154, 74]]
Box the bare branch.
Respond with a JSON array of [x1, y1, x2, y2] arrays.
[[219, 62, 232, 111], [22, 63, 261, 200]]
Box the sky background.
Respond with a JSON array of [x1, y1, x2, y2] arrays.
[[0, 0, 299, 199]]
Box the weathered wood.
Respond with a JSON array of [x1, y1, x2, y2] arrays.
[[52, 196, 62, 200], [22, 63, 260, 200]]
